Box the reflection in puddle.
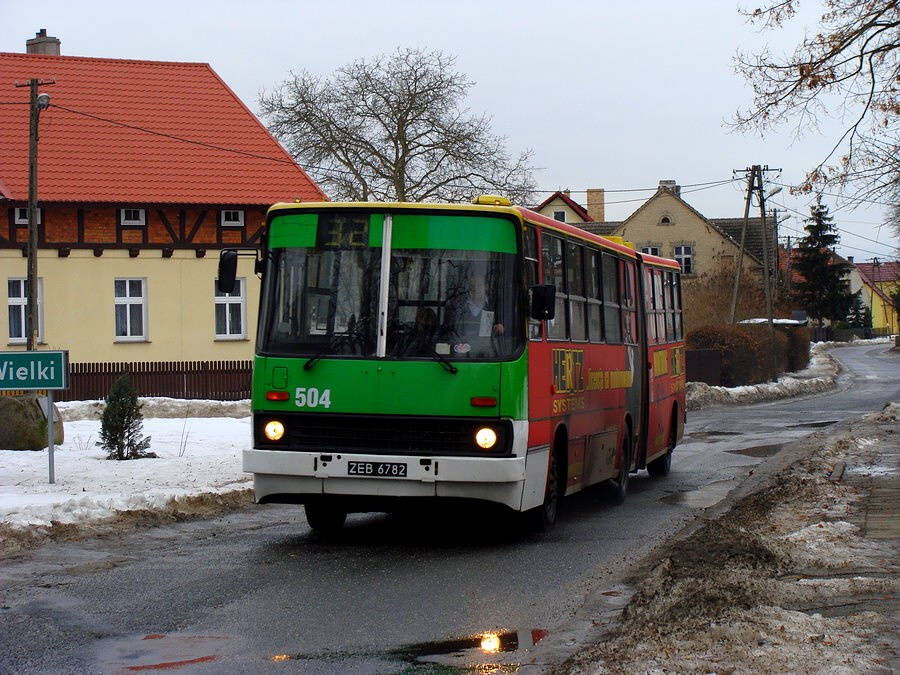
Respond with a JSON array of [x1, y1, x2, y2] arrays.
[[727, 443, 783, 458], [270, 629, 548, 672], [662, 479, 735, 509]]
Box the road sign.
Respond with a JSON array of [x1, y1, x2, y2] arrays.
[[0, 350, 68, 390]]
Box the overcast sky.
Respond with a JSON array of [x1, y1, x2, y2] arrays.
[[3, 0, 897, 261]]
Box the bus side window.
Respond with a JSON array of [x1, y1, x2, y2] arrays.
[[653, 269, 666, 344], [664, 270, 675, 342], [566, 241, 587, 341], [601, 252, 622, 344], [671, 270, 683, 341], [621, 260, 638, 345], [543, 234, 567, 340], [644, 267, 658, 345], [523, 226, 542, 340], [587, 249, 603, 342]]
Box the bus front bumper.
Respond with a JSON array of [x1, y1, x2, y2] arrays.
[[243, 447, 549, 512]]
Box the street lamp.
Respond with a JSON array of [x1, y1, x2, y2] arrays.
[[26, 82, 51, 351]]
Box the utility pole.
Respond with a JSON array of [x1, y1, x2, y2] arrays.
[[729, 164, 779, 331], [15, 77, 54, 350]]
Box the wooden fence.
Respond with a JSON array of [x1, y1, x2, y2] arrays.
[[57, 361, 252, 402]]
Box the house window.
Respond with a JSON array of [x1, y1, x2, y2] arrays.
[[660, 216, 672, 225], [220, 210, 245, 227], [114, 278, 148, 341], [121, 208, 146, 226], [674, 245, 694, 274], [215, 278, 246, 339], [641, 246, 660, 256], [7, 278, 43, 344], [14, 207, 41, 225], [553, 210, 566, 222]]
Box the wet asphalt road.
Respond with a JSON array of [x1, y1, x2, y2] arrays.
[[0, 343, 896, 673]]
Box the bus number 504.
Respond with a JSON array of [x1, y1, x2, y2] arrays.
[[295, 387, 332, 409]]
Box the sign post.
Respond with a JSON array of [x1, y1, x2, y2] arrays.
[[0, 350, 69, 484]]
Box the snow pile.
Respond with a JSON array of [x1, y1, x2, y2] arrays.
[[686, 341, 840, 409]]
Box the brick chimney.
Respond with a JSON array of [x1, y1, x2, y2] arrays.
[[586, 188, 605, 222], [26, 29, 61, 56], [659, 180, 680, 197]]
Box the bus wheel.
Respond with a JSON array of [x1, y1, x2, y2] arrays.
[[529, 445, 562, 532], [647, 413, 676, 478], [609, 430, 631, 505], [305, 500, 347, 533]]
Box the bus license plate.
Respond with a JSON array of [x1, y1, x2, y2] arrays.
[[348, 461, 407, 477]]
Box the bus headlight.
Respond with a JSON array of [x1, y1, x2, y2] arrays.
[[475, 427, 497, 449], [264, 420, 286, 442]]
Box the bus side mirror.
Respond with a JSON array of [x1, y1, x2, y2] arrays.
[[530, 284, 556, 320], [217, 249, 238, 294]]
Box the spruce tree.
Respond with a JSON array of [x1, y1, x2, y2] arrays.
[[792, 198, 854, 326], [97, 373, 155, 460]]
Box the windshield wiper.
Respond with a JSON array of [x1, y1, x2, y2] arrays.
[[429, 348, 458, 375], [304, 318, 368, 371]]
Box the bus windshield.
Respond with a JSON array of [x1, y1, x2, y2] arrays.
[[259, 210, 524, 361]]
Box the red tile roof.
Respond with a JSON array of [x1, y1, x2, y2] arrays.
[[855, 260, 899, 284], [0, 52, 326, 205]]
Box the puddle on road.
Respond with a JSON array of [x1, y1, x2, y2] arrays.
[[270, 629, 549, 672], [788, 420, 839, 429], [727, 443, 784, 458], [94, 633, 227, 672], [661, 479, 735, 509], [684, 430, 742, 440]]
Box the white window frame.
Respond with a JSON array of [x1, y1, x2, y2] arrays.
[[121, 208, 146, 226], [7, 277, 43, 344], [641, 246, 660, 256], [114, 278, 148, 342], [14, 207, 42, 225], [215, 277, 247, 340], [674, 245, 694, 274], [220, 210, 245, 228], [553, 210, 566, 222]]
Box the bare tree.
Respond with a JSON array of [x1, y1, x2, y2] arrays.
[[734, 1, 899, 204], [258, 48, 537, 204]]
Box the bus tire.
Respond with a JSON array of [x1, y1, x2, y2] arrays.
[[647, 409, 677, 478], [305, 500, 347, 533], [608, 428, 631, 505], [529, 442, 563, 532]]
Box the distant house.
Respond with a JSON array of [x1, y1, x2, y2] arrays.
[[579, 180, 772, 279], [534, 189, 605, 224], [779, 248, 897, 333], [1, 32, 326, 377], [852, 260, 898, 333]]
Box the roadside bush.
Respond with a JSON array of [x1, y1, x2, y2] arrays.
[[786, 326, 811, 372], [97, 373, 156, 460], [687, 324, 789, 386]]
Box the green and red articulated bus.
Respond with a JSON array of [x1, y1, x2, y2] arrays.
[[218, 195, 686, 532]]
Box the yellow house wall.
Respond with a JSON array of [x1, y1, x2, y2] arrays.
[[1, 249, 258, 363], [614, 192, 754, 277], [870, 282, 898, 333]]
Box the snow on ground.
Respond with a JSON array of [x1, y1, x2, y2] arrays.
[[0, 338, 890, 534], [0, 403, 252, 530]]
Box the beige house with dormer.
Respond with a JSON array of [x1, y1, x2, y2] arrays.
[[577, 181, 770, 280]]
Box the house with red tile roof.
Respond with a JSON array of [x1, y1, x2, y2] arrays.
[[534, 190, 602, 224], [854, 259, 898, 333], [778, 247, 898, 333], [1, 32, 326, 384]]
